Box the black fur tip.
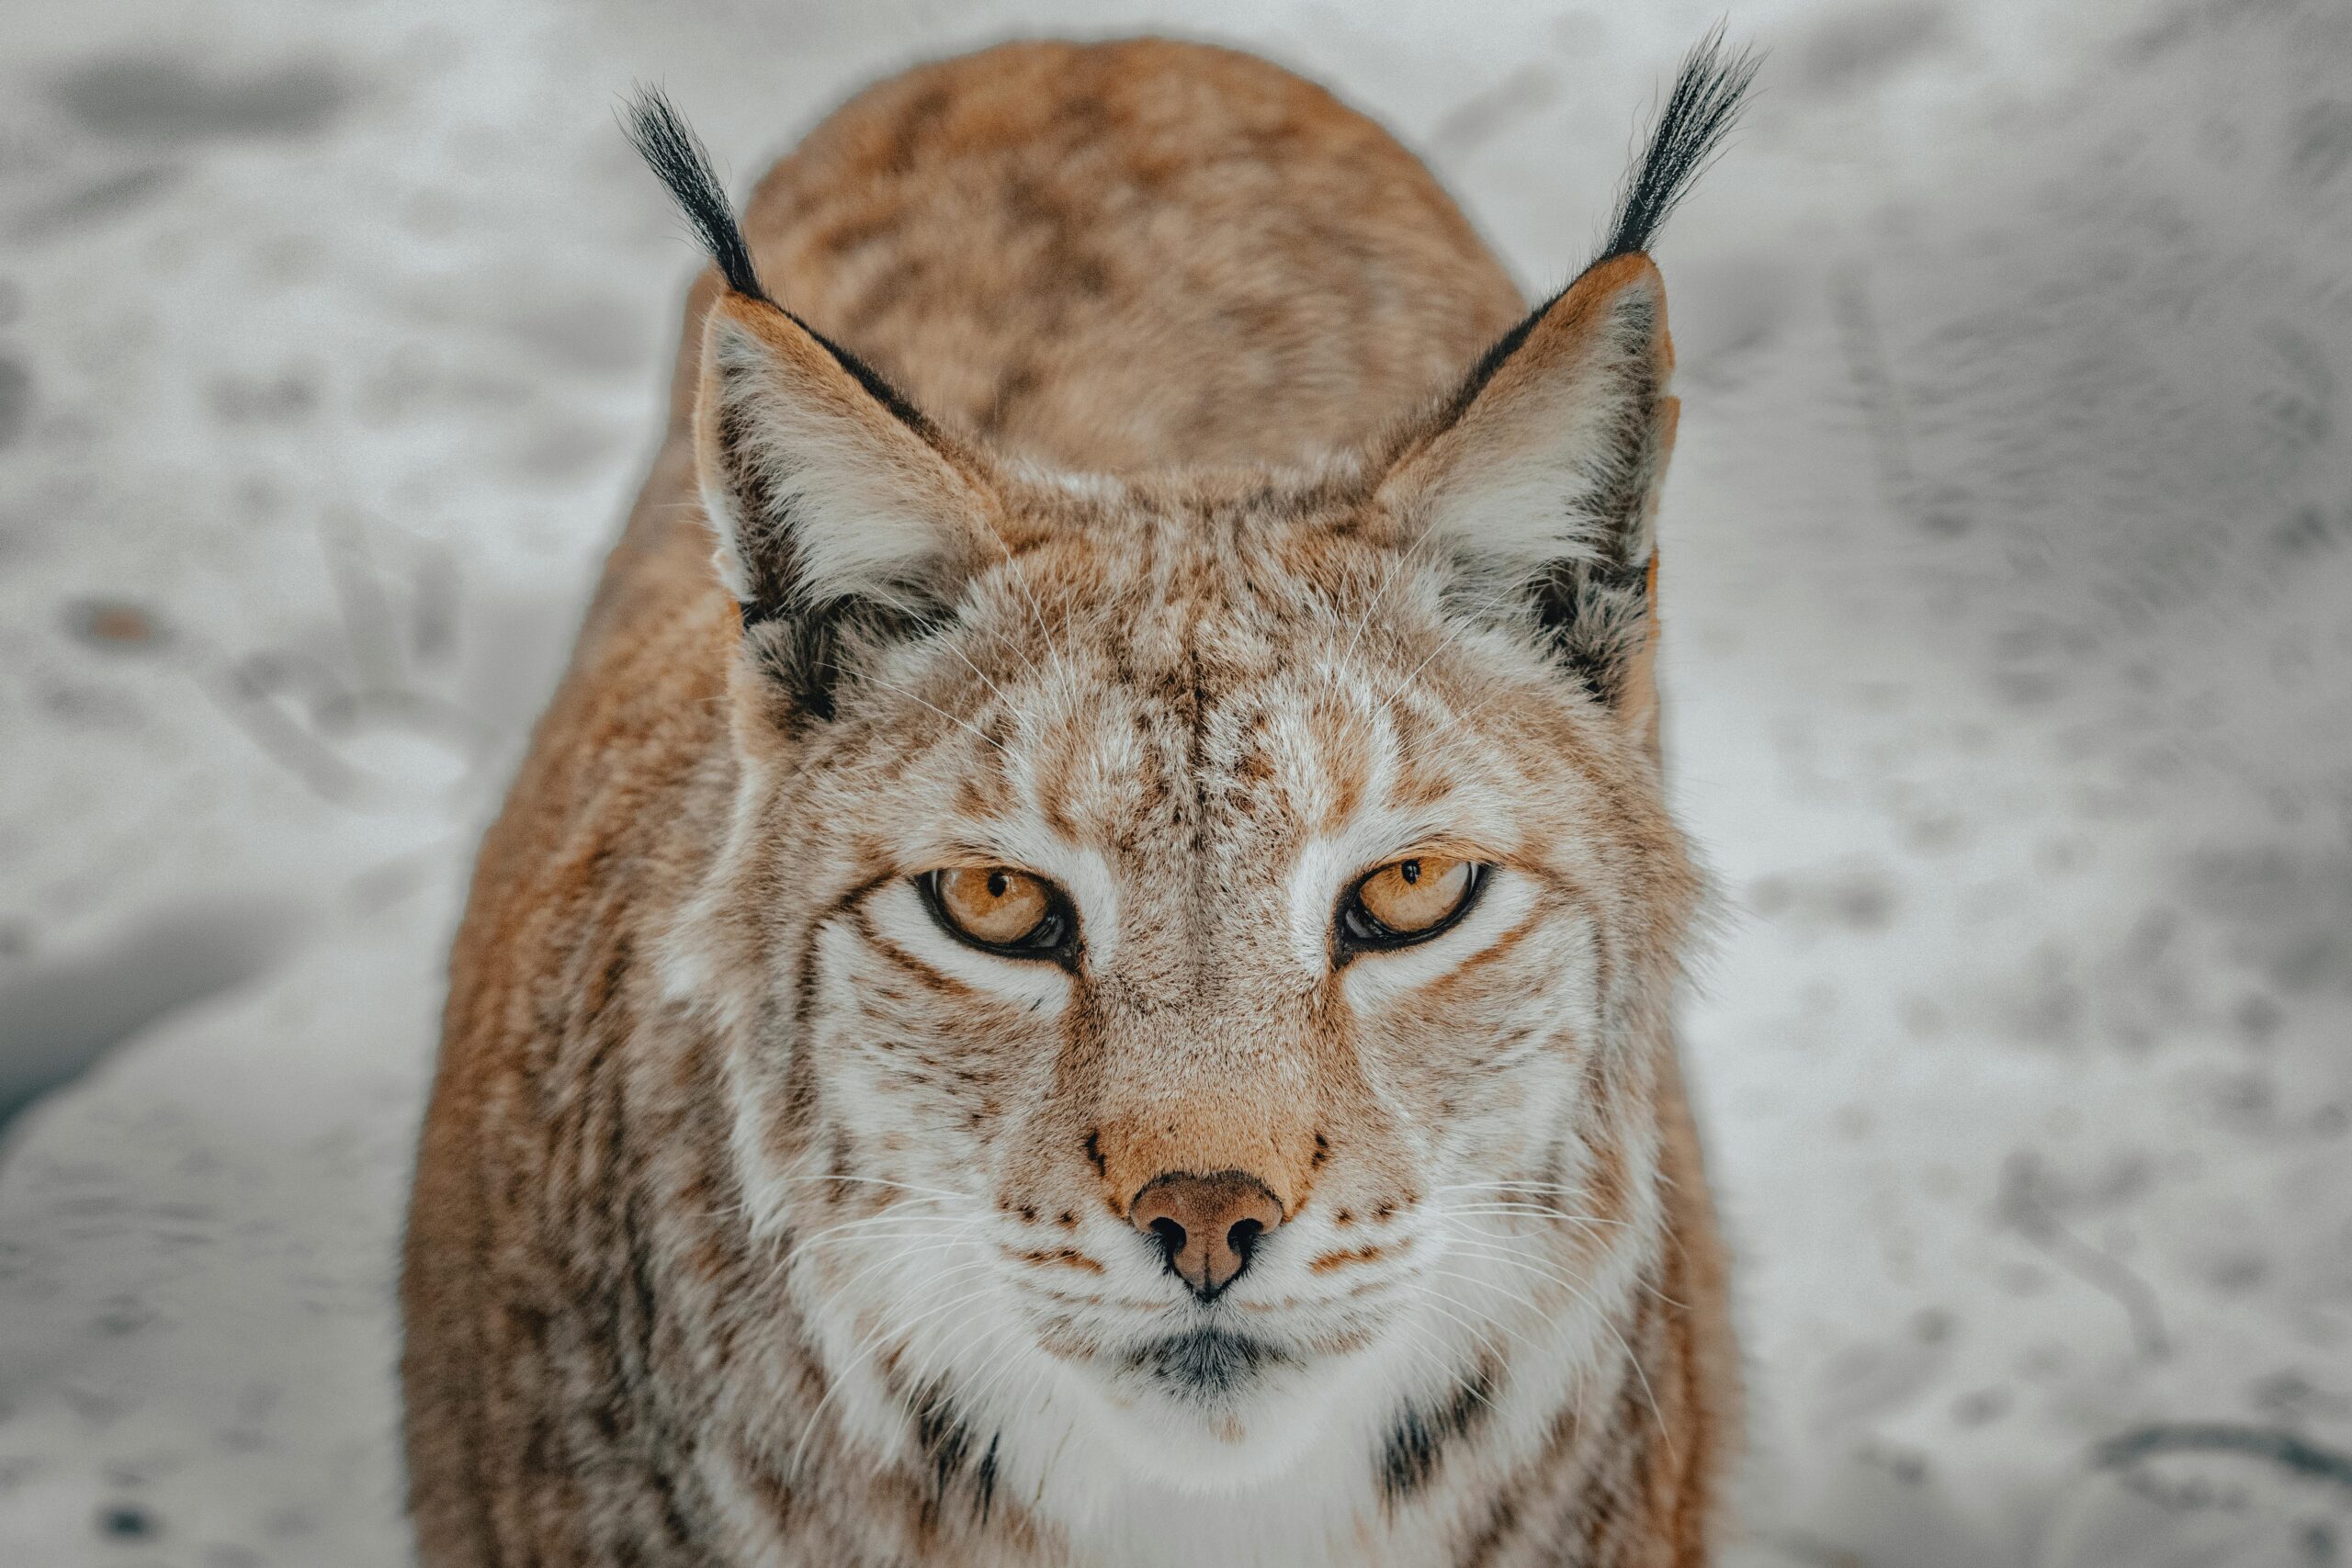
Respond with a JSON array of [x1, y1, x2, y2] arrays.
[[623, 85, 770, 303], [1598, 27, 1760, 263]]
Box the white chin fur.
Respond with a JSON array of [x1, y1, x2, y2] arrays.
[[1074, 1359, 1338, 1494]]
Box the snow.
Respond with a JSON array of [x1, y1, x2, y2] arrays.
[[3, 0, 2349, 1562]]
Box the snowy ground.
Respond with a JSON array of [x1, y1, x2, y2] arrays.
[[3, 0, 2350, 1562]]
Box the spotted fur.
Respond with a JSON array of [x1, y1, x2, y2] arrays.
[[404, 36, 1743, 1567]]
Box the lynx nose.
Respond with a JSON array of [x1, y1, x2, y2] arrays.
[[1129, 1171, 1284, 1301]]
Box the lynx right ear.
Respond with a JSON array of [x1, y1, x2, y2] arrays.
[[694, 295, 1002, 716], [628, 87, 1003, 720]]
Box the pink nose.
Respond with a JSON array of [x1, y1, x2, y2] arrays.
[[1128, 1171, 1283, 1301]]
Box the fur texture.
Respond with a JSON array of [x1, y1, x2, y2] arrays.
[[404, 36, 1745, 1567]]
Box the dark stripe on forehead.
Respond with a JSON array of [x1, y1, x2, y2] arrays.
[[1032, 705, 1091, 845], [1305, 688, 1373, 834], [1381, 695, 1473, 814]]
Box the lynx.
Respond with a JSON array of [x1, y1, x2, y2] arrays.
[[402, 33, 1751, 1567]]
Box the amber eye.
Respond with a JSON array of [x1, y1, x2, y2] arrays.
[[1339, 855, 1484, 952], [924, 866, 1072, 956]]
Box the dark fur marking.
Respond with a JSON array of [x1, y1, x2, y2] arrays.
[[796, 317, 938, 437], [1458, 1490, 1524, 1568], [763, 584, 957, 725], [792, 870, 902, 1032], [707, 371, 842, 720], [746, 611, 843, 723], [1446, 306, 1546, 429], [713, 368, 958, 723], [623, 1187, 661, 1377], [777, 868, 900, 1151], [1124, 1327, 1292, 1403], [908, 1381, 1001, 1530], [1415, 33, 1752, 707], [640, 1447, 699, 1550], [1379, 1358, 1497, 1503], [852, 906, 985, 1004], [913, 1382, 971, 1525], [975, 1431, 1001, 1526]]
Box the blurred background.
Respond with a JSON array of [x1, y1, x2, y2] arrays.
[[2, 0, 2348, 1562]]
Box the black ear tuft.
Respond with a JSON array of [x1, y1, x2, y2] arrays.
[[1596, 27, 1760, 264], [1440, 32, 1755, 423], [623, 85, 771, 304], [625, 87, 936, 437]]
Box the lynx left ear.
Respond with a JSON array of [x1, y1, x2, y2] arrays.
[[1376, 29, 1752, 739], [1375, 254, 1678, 723]]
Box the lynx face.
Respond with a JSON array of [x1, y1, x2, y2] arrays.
[[658, 250, 1701, 1490]]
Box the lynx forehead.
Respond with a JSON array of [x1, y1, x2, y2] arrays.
[[404, 33, 1750, 1568]]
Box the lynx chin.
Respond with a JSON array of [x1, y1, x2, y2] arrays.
[[402, 32, 1756, 1568]]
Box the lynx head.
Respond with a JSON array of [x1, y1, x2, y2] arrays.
[[633, 39, 1749, 1502]]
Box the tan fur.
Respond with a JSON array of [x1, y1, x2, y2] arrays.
[[404, 38, 1736, 1567]]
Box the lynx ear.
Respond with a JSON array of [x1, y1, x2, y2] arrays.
[[1376, 254, 1676, 715], [628, 86, 1000, 719], [695, 296, 1000, 716], [1375, 31, 1751, 730]]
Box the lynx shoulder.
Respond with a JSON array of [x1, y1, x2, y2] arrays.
[[403, 33, 1751, 1568]]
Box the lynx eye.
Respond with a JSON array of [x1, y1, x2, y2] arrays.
[[923, 866, 1071, 957], [1339, 855, 1485, 952]]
